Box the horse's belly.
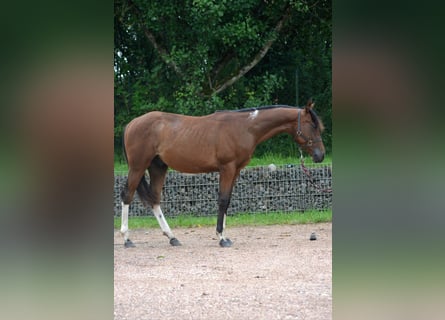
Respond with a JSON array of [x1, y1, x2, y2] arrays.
[[160, 153, 219, 174]]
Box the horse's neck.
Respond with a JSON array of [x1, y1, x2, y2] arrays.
[[250, 109, 298, 144]]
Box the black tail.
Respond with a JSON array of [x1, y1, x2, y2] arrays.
[[136, 175, 153, 207], [121, 174, 152, 206]]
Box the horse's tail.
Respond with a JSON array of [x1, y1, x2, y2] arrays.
[[136, 175, 153, 207]]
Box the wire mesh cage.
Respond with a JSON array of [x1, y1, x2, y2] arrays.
[[114, 162, 332, 217]]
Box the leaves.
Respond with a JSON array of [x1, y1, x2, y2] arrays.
[[114, 0, 332, 154]]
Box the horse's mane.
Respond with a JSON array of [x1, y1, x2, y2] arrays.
[[216, 105, 296, 113], [216, 105, 323, 130]]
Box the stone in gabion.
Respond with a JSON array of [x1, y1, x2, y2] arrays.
[[114, 164, 332, 217]]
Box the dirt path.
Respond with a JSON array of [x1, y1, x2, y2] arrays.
[[114, 223, 331, 320]]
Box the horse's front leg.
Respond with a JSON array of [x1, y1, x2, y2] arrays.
[[216, 166, 238, 247], [217, 194, 232, 247]]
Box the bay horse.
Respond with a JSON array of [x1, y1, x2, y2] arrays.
[[120, 99, 325, 248]]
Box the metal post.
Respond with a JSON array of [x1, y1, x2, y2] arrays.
[[295, 68, 299, 106]]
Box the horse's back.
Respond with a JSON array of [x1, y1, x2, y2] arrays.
[[126, 111, 180, 135]]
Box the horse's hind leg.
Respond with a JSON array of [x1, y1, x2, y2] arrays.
[[120, 168, 145, 248], [148, 157, 181, 246]]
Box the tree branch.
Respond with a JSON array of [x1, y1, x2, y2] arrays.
[[210, 50, 236, 86], [127, 0, 182, 75], [210, 6, 291, 96]]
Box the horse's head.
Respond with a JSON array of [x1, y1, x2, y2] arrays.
[[293, 99, 325, 163]]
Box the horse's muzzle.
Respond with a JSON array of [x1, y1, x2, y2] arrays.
[[312, 148, 324, 163]]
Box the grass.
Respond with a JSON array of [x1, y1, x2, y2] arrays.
[[114, 210, 332, 230], [114, 153, 332, 172], [114, 161, 129, 172], [247, 153, 332, 167]]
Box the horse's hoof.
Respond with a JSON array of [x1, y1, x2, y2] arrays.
[[219, 238, 233, 248], [170, 238, 182, 246], [124, 239, 135, 248]]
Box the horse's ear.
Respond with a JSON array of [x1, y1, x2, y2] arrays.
[[305, 98, 315, 111]]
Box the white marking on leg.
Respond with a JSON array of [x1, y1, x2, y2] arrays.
[[217, 214, 227, 241], [248, 109, 259, 120], [218, 231, 227, 241], [120, 202, 129, 242], [153, 205, 175, 239], [217, 214, 233, 246]]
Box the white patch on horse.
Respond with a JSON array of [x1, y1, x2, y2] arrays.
[[217, 214, 228, 241], [248, 109, 259, 120], [153, 205, 175, 239], [120, 202, 130, 241]]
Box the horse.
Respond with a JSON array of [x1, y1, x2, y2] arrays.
[[120, 99, 325, 248]]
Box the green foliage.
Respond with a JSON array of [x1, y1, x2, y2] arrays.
[[243, 72, 285, 108], [114, 0, 331, 154]]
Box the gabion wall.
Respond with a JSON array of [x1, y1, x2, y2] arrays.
[[114, 163, 332, 217]]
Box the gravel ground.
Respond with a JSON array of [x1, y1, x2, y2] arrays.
[[114, 223, 332, 320]]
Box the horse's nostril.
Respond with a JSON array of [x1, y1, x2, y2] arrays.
[[313, 149, 324, 163]]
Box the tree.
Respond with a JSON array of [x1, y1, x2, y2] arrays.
[[114, 0, 331, 158]]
